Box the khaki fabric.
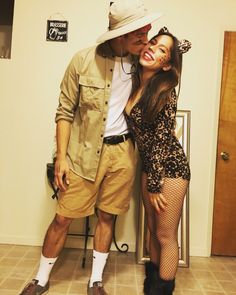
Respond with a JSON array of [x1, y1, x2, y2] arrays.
[[56, 139, 137, 218], [55, 42, 136, 181]]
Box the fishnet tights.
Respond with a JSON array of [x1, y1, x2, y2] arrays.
[[142, 174, 189, 280]]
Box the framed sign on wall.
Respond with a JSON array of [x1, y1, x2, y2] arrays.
[[46, 20, 68, 42]]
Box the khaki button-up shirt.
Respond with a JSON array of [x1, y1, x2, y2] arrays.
[[55, 42, 122, 181]]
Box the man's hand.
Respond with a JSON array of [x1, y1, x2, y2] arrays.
[[54, 158, 70, 192], [148, 192, 168, 214]]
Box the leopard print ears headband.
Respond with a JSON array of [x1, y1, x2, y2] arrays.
[[178, 39, 192, 54], [159, 27, 192, 54]]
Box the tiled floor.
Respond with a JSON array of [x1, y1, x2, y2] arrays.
[[0, 244, 236, 294]]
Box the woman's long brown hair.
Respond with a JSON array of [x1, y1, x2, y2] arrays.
[[131, 31, 183, 121]]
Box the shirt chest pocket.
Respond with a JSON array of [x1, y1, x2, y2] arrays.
[[79, 76, 105, 111]]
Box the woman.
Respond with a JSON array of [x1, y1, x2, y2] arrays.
[[125, 27, 191, 295]]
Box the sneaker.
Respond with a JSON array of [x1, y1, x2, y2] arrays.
[[19, 279, 49, 295], [87, 281, 108, 295]]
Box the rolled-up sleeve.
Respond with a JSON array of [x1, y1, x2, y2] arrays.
[[55, 54, 81, 123]]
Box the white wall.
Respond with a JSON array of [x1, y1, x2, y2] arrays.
[[0, 0, 236, 256]]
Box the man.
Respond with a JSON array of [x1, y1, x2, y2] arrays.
[[19, 1, 161, 294]]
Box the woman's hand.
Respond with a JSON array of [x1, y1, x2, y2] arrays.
[[148, 192, 168, 213], [54, 158, 70, 192]]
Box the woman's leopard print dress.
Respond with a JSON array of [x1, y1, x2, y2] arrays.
[[125, 90, 191, 193]]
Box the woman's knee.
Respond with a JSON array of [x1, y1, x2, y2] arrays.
[[156, 230, 177, 246]]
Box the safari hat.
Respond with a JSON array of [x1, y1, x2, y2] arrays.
[[97, 0, 162, 43]]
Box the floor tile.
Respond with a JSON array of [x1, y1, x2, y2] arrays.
[[0, 244, 235, 295]]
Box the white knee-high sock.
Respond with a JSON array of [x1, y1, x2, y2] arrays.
[[35, 254, 58, 286], [89, 250, 109, 287]]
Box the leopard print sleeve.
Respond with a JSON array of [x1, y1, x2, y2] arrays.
[[146, 90, 178, 193]]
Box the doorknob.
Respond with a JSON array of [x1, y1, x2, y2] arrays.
[[220, 151, 230, 161]]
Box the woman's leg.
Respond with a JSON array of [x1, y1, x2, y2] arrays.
[[141, 173, 161, 294], [141, 173, 160, 266], [156, 177, 189, 280]]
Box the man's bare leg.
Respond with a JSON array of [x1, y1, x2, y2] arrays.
[[89, 209, 115, 287], [35, 214, 73, 286], [42, 214, 73, 257]]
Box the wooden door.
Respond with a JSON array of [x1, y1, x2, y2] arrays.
[[212, 32, 236, 256]]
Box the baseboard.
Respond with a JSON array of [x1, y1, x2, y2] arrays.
[[1, 234, 207, 256], [0, 235, 44, 246], [190, 247, 210, 257], [65, 235, 136, 252], [0, 234, 136, 253]]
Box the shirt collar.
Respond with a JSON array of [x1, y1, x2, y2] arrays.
[[96, 41, 116, 58], [96, 41, 138, 67]]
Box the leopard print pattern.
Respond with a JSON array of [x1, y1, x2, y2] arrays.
[[125, 90, 191, 193]]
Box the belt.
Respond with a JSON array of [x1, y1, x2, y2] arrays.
[[103, 133, 132, 145]]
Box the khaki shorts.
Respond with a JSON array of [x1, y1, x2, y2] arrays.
[[56, 138, 137, 218]]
